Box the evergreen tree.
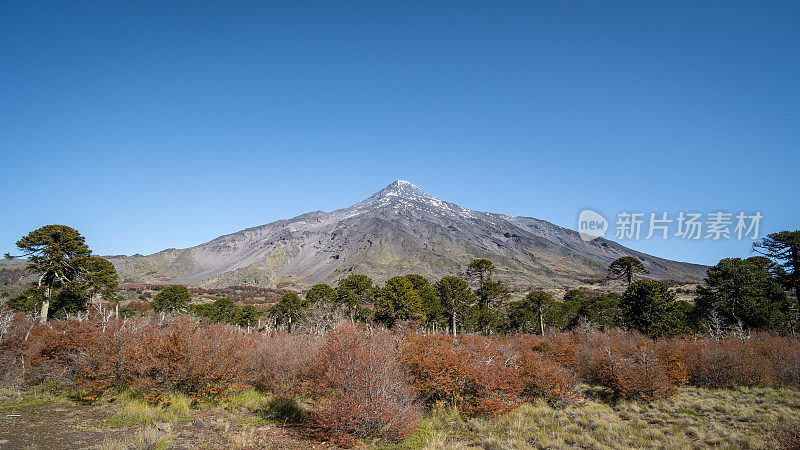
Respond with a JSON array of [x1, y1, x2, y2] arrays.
[[695, 257, 790, 332], [754, 230, 800, 329], [609, 256, 650, 285], [434, 276, 474, 336], [305, 283, 335, 305], [508, 291, 557, 335], [465, 259, 509, 334], [621, 280, 685, 338], [561, 291, 622, 331], [151, 285, 191, 318], [375, 276, 424, 327], [404, 274, 441, 331], [268, 292, 305, 332], [84, 256, 120, 315], [237, 305, 261, 331], [12, 225, 91, 322], [335, 274, 375, 321]]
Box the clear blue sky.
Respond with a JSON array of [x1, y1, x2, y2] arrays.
[[1, 1, 797, 266]]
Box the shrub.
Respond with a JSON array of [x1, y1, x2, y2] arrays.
[[670, 334, 799, 388], [770, 423, 800, 450], [316, 323, 419, 441], [16, 315, 251, 402], [514, 341, 581, 405], [249, 332, 321, 397], [400, 334, 476, 408], [400, 334, 578, 415], [559, 330, 683, 401]]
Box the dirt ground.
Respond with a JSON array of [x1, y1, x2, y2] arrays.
[[0, 397, 337, 449]]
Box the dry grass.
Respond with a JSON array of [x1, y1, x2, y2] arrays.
[[223, 388, 270, 413], [100, 427, 172, 450], [101, 390, 193, 427], [225, 427, 258, 449], [0, 386, 62, 410], [396, 386, 800, 449]]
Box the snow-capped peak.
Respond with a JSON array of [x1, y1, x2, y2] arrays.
[[380, 180, 425, 197]]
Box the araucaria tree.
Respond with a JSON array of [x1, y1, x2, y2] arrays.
[[335, 274, 375, 321], [466, 258, 509, 334], [434, 276, 474, 336], [84, 256, 120, 314], [151, 285, 191, 319], [13, 225, 92, 322], [621, 280, 685, 338], [508, 291, 556, 335], [609, 256, 650, 285], [375, 276, 424, 327], [268, 292, 306, 332], [754, 230, 800, 327], [305, 283, 336, 305], [404, 274, 441, 331], [695, 257, 789, 332]]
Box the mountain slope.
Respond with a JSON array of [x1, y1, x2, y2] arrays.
[[106, 181, 707, 290]]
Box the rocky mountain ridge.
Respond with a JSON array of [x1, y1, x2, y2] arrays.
[[100, 180, 706, 290]]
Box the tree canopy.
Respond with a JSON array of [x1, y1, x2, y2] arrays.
[[609, 256, 650, 285], [151, 285, 191, 315], [434, 275, 474, 336], [14, 225, 92, 321], [695, 257, 789, 332], [375, 276, 424, 327], [621, 280, 685, 338], [753, 230, 800, 328], [268, 292, 305, 332]]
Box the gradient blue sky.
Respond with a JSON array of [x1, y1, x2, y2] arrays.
[[1, 1, 798, 266]]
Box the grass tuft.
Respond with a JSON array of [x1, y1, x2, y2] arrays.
[[261, 396, 306, 423], [100, 427, 172, 450], [100, 390, 193, 427]]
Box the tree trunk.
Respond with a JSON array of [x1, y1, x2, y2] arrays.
[[451, 312, 457, 337], [115, 302, 119, 319], [791, 248, 800, 331], [538, 307, 545, 335], [40, 285, 51, 323]]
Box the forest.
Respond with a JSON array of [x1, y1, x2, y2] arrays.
[[1, 225, 800, 448]]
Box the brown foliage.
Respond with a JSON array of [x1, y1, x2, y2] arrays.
[[249, 332, 321, 397], [2, 306, 800, 444], [548, 331, 685, 401], [6, 314, 251, 402], [316, 323, 419, 441], [771, 423, 800, 450], [400, 334, 580, 416], [670, 333, 800, 388]]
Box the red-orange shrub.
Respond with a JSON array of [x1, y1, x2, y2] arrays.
[[13, 315, 251, 402], [561, 330, 683, 401], [400, 334, 476, 408], [515, 342, 581, 405], [249, 332, 321, 396], [316, 323, 419, 441], [400, 334, 579, 415], [673, 337, 776, 388], [771, 423, 800, 450]]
